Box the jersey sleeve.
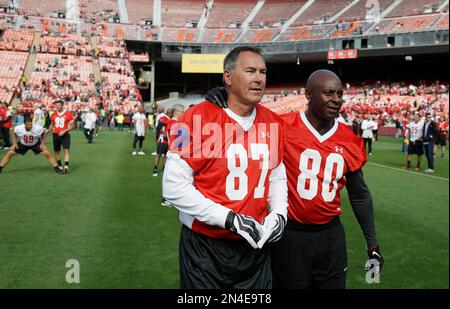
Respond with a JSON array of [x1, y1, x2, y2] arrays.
[[13, 126, 21, 135], [160, 116, 170, 125], [346, 134, 367, 173], [174, 108, 208, 172]]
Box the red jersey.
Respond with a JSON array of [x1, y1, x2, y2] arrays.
[[174, 101, 284, 239], [436, 120, 448, 136], [51, 110, 74, 134], [0, 107, 12, 129], [281, 112, 367, 225]]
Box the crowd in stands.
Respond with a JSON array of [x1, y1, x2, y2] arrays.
[[21, 53, 98, 111], [260, 81, 448, 127], [99, 56, 141, 114], [340, 81, 448, 127], [39, 34, 93, 56], [0, 29, 143, 116], [97, 37, 127, 58]]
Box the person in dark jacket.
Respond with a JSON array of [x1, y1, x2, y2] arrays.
[[422, 113, 438, 173]]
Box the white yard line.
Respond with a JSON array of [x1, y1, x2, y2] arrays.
[[367, 162, 449, 182]]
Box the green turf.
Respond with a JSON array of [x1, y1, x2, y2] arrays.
[[0, 132, 448, 288]]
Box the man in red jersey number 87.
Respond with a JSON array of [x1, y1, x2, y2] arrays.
[[163, 46, 288, 288]]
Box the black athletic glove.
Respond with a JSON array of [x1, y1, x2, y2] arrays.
[[205, 86, 228, 109], [257, 213, 286, 248], [365, 246, 384, 274], [225, 211, 264, 249]]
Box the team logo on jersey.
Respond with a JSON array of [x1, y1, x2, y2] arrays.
[[335, 146, 344, 154], [261, 131, 270, 138]]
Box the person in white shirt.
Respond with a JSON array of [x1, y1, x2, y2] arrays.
[[83, 108, 97, 144], [33, 104, 45, 127], [403, 113, 424, 171], [372, 117, 379, 142], [361, 115, 375, 155], [132, 105, 147, 155], [0, 114, 63, 174]]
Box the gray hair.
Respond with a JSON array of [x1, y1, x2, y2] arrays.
[[223, 46, 263, 71]]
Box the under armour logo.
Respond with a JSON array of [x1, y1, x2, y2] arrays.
[[261, 132, 270, 138], [335, 146, 344, 154]]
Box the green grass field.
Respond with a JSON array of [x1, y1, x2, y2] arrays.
[[0, 130, 448, 288]]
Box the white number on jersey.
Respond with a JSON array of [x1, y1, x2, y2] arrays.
[[225, 143, 269, 200], [297, 149, 344, 202], [55, 117, 65, 129]]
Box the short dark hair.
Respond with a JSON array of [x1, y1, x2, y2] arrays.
[[54, 100, 64, 105], [23, 113, 32, 123], [223, 46, 263, 71]]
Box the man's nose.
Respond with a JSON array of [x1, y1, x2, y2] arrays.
[[254, 72, 265, 84]]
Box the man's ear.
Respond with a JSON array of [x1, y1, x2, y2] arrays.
[[305, 88, 312, 103], [223, 70, 232, 87]]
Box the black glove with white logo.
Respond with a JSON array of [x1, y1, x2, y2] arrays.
[[206, 86, 228, 109], [225, 211, 264, 249], [365, 246, 384, 274]]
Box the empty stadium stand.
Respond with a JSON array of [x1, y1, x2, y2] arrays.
[[126, 0, 153, 24], [201, 28, 241, 43], [79, 0, 120, 23], [205, 0, 257, 28], [18, 0, 66, 17], [251, 0, 306, 27], [0, 29, 34, 51], [386, 0, 443, 18], [291, 0, 353, 26], [0, 50, 28, 104], [337, 0, 393, 21], [371, 14, 441, 34], [0, 0, 446, 44], [161, 0, 204, 27]]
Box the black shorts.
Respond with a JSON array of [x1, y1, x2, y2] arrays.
[[435, 135, 447, 146], [53, 133, 71, 151], [156, 142, 168, 156], [15, 142, 42, 155], [179, 225, 271, 289], [407, 140, 424, 155], [271, 216, 347, 289]]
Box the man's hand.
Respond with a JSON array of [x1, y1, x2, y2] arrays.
[[58, 130, 66, 137], [365, 245, 384, 274], [257, 213, 286, 248], [225, 211, 264, 249], [206, 86, 228, 109]]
